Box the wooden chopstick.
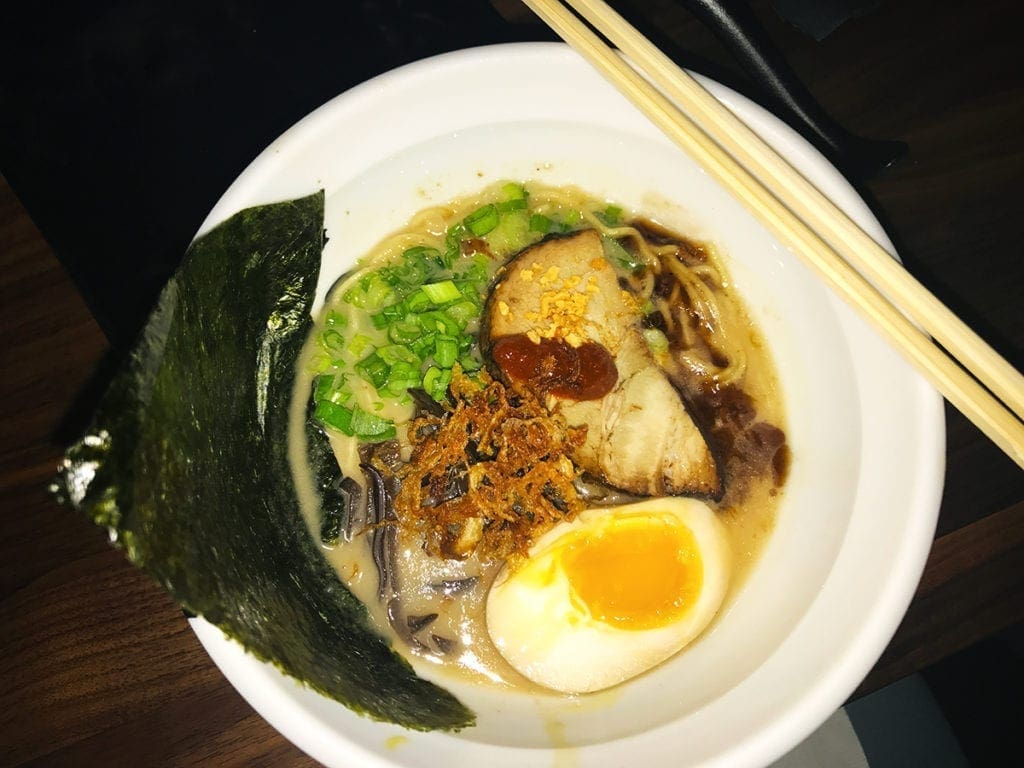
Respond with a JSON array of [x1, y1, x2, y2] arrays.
[[521, 0, 1024, 469], [564, 0, 1024, 425]]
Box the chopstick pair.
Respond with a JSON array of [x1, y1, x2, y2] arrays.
[[521, 0, 1024, 469]]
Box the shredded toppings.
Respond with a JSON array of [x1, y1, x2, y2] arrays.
[[393, 370, 587, 563]]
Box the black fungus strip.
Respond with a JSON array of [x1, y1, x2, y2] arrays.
[[422, 462, 469, 508], [382, 524, 398, 598], [409, 387, 447, 417], [406, 613, 439, 634], [338, 476, 361, 541], [386, 598, 431, 653], [572, 474, 641, 505], [363, 463, 398, 602], [432, 634, 456, 654], [430, 577, 478, 596], [541, 481, 569, 513]]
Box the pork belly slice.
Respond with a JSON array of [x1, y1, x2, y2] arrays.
[[485, 229, 722, 498]]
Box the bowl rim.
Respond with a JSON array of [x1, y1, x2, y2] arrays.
[[191, 41, 945, 768]]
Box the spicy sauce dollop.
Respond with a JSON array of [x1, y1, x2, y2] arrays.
[[491, 334, 618, 401]]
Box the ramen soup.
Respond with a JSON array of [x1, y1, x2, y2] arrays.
[[290, 182, 788, 694]]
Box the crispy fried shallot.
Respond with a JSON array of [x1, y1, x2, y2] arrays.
[[393, 370, 586, 563]]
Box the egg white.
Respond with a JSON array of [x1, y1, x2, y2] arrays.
[[485, 497, 731, 694]]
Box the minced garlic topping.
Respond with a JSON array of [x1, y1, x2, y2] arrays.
[[511, 260, 605, 348]]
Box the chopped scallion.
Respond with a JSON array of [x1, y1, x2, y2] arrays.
[[325, 310, 348, 328], [314, 400, 354, 434], [378, 345, 419, 367], [458, 354, 482, 372], [446, 300, 479, 325], [347, 334, 373, 357], [421, 280, 462, 304], [463, 204, 500, 236], [320, 329, 347, 355], [434, 335, 459, 368], [388, 320, 422, 344], [418, 311, 460, 336], [596, 205, 623, 226], [529, 213, 552, 233], [403, 289, 431, 313], [643, 327, 670, 355], [499, 182, 528, 202], [350, 406, 396, 441], [355, 352, 389, 389], [602, 235, 642, 271], [313, 374, 337, 402]]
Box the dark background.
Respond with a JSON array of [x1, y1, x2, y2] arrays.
[[0, 1, 548, 348], [2, 1, 1021, 765]]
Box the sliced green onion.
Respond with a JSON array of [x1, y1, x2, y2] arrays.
[[596, 205, 623, 226], [602, 235, 642, 271], [388, 319, 422, 344], [344, 272, 395, 310], [377, 344, 418, 366], [436, 369, 453, 400], [388, 245, 444, 284], [307, 351, 332, 373], [350, 406, 396, 441], [643, 328, 670, 355], [314, 400, 354, 434], [385, 360, 420, 395], [320, 329, 347, 356], [529, 213, 552, 233], [325, 310, 348, 328], [422, 365, 452, 403], [443, 223, 467, 267], [403, 289, 431, 313], [458, 354, 482, 372], [485, 209, 535, 256], [434, 335, 459, 368], [446, 300, 479, 326], [499, 182, 528, 202], [404, 245, 446, 270], [313, 373, 352, 405], [463, 204, 500, 236], [409, 333, 436, 360], [418, 310, 460, 336], [355, 352, 389, 389], [347, 334, 373, 357], [497, 198, 527, 213], [313, 374, 336, 402], [421, 280, 462, 304]]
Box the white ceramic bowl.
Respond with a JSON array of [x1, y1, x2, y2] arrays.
[[193, 43, 944, 767]]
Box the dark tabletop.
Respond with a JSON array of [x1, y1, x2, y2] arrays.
[[2, 1, 1022, 765]]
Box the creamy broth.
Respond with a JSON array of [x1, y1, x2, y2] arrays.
[[289, 182, 787, 691]]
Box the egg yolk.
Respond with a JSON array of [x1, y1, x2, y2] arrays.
[[560, 514, 703, 631]]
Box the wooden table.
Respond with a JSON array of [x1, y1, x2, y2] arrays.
[[2, 1, 1022, 765]]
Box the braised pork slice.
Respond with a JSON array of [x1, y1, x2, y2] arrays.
[[485, 229, 722, 498]]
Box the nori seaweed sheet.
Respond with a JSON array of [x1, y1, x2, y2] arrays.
[[51, 191, 474, 731]]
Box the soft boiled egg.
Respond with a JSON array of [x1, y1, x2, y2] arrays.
[[485, 497, 731, 694]]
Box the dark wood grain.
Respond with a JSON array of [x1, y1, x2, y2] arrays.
[[2, 0, 1022, 765], [854, 501, 1024, 698], [0, 177, 315, 767]]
